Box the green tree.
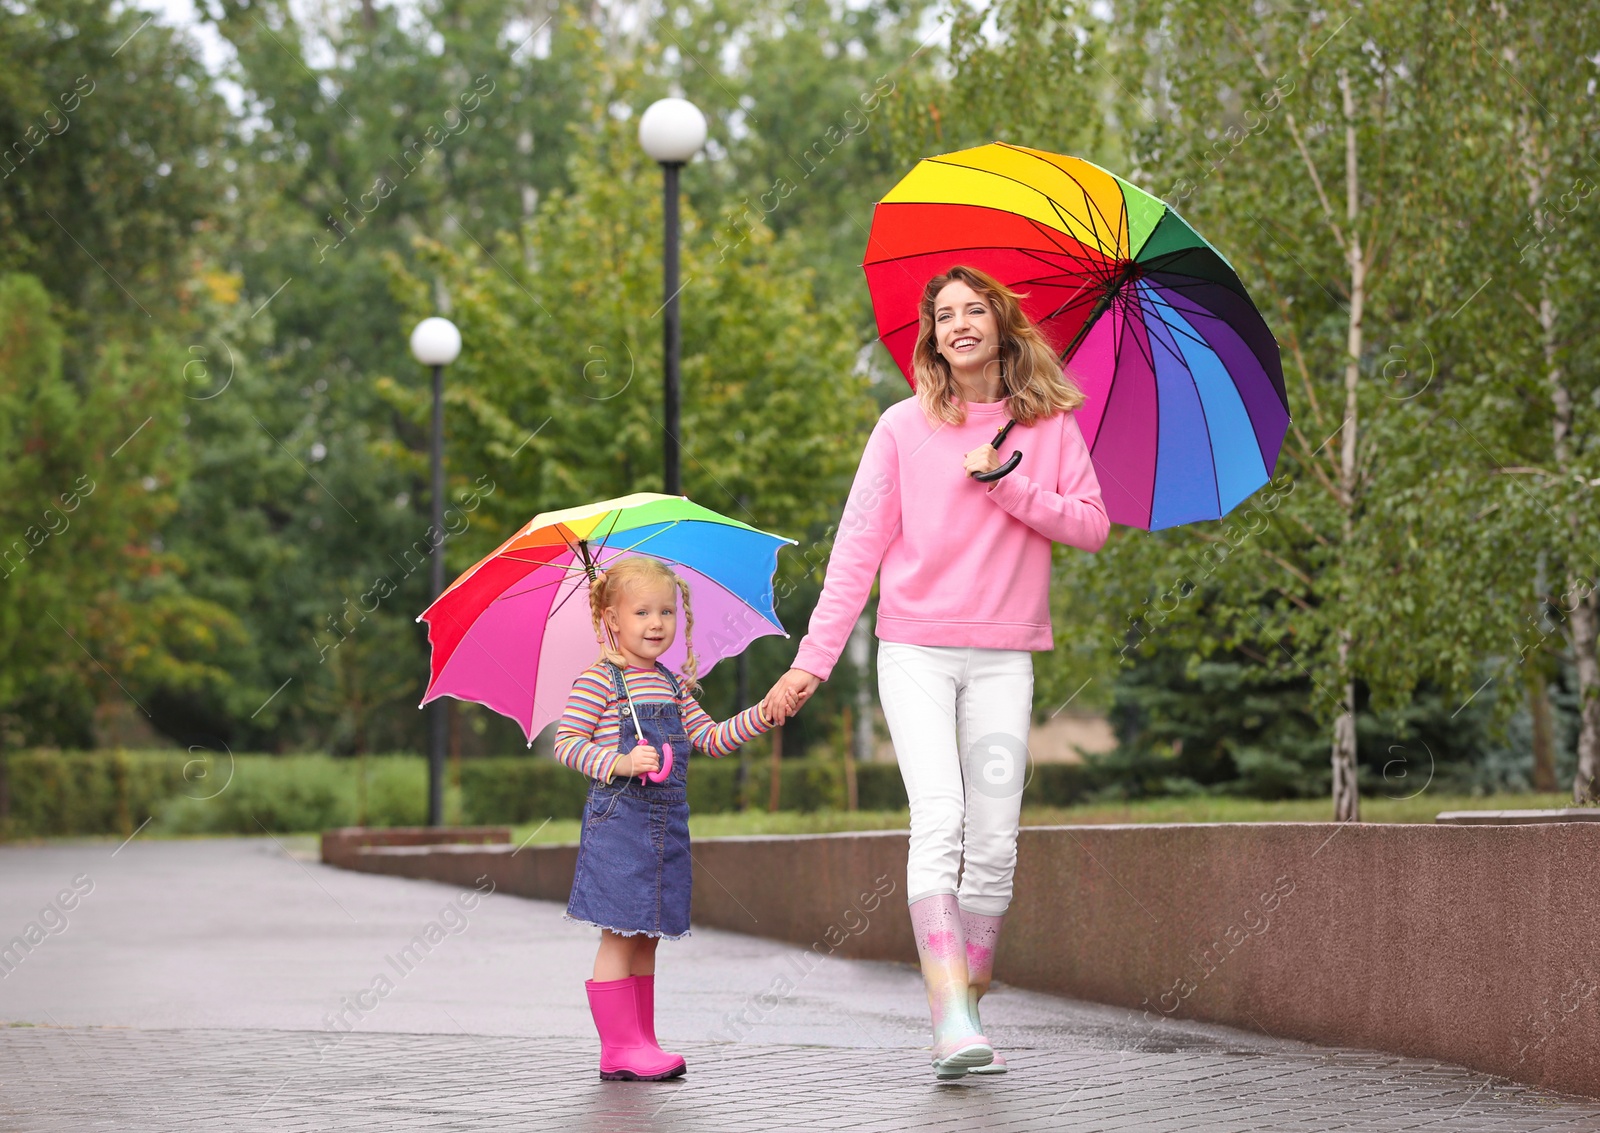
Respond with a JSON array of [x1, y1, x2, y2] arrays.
[[904, 0, 1564, 816], [0, 274, 241, 751], [384, 112, 875, 733], [0, 1, 243, 762]]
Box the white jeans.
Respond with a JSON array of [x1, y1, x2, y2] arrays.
[[877, 642, 1033, 917]]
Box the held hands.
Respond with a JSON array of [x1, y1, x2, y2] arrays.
[[964, 444, 1000, 478], [613, 743, 661, 779], [761, 669, 820, 725]]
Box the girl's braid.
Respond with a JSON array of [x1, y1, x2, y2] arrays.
[[676, 573, 700, 692]]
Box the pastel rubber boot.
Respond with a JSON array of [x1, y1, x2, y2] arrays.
[[585, 977, 686, 1081], [633, 974, 685, 1068], [909, 894, 993, 1079], [961, 909, 1008, 1075]]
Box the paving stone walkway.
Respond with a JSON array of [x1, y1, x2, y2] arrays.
[[2, 838, 1598, 1132]]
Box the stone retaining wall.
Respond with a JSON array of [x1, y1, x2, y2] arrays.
[[324, 821, 1600, 1098]]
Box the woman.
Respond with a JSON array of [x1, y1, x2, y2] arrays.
[[763, 265, 1109, 1080]]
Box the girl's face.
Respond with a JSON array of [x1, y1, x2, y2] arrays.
[[933, 280, 999, 373], [604, 579, 677, 666]]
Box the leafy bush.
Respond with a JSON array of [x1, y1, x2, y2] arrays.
[[2, 750, 189, 837], [460, 755, 1099, 823], [2, 749, 1102, 836], [157, 755, 440, 834]]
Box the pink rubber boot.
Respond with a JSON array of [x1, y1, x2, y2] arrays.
[[909, 894, 993, 1079], [633, 974, 686, 1070], [962, 909, 1008, 1075], [585, 977, 686, 1081]]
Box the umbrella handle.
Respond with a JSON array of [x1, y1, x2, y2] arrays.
[[971, 419, 1023, 483], [644, 742, 674, 784]]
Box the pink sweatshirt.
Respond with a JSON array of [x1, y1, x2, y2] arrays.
[[792, 397, 1109, 680]]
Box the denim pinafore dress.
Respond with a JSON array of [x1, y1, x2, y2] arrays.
[[565, 662, 693, 939]]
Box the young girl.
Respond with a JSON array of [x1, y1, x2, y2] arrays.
[[555, 556, 781, 1082]]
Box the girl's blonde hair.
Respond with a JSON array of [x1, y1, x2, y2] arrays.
[[910, 264, 1086, 427], [588, 557, 700, 690]]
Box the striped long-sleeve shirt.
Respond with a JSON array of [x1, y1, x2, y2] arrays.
[[553, 663, 773, 782]]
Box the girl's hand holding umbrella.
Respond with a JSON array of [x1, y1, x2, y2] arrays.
[[614, 743, 662, 779]]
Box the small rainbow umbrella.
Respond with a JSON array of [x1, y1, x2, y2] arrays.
[[865, 141, 1290, 530], [418, 494, 793, 744]]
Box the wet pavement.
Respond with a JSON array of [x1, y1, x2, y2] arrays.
[[2, 838, 1597, 1132]]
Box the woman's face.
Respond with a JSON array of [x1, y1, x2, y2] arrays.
[[932, 280, 999, 373]]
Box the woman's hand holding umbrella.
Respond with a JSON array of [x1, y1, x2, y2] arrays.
[[964, 444, 1001, 478]]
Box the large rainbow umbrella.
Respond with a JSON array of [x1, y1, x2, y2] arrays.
[[865, 141, 1289, 530], [419, 494, 793, 743]]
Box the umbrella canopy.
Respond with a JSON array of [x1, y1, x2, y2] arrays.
[[419, 493, 793, 743], [864, 141, 1290, 531]]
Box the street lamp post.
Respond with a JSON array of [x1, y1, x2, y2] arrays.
[[409, 315, 461, 827], [638, 97, 707, 495]]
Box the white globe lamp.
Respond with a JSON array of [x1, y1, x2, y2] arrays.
[[638, 98, 707, 165], [409, 316, 461, 367]]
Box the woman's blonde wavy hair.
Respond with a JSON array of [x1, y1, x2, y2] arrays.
[[910, 264, 1085, 427], [588, 557, 699, 691]]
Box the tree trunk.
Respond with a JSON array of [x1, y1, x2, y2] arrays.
[[849, 613, 874, 763], [841, 706, 858, 811], [768, 726, 783, 813], [1527, 664, 1557, 793], [1332, 656, 1360, 822], [0, 743, 11, 836], [1571, 592, 1600, 801], [1518, 115, 1600, 801], [1330, 70, 1364, 823]]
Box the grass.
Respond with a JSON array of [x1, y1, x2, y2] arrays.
[[509, 791, 1582, 845]]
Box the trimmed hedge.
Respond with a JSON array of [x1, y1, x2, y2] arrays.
[[459, 755, 1101, 824], [0, 751, 441, 837], [157, 755, 435, 834], [2, 749, 1105, 836], [3, 751, 189, 837]]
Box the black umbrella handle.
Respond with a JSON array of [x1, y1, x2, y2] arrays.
[[971, 419, 1022, 483]]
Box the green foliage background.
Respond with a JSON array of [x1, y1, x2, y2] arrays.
[[1, 0, 1595, 818]]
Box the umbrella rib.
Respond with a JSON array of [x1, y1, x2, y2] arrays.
[[920, 155, 1125, 261], [1143, 273, 1287, 398], [1140, 269, 1244, 296], [546, 524, 672, 622], [493, 563, 595, 604], [994, 143, 1121, 242], [588, 506, 631, 556], [1016, 148, 1128, 262], [1120, 300, 1158, 531], [486, 521, 658, 618], [1113, 287, 1160, 375], [574, 531, 785, 630], [864, 209, 1110, 268], [1140, 280, 1270, 372], [863, 241, 1109, 276], [1130, 288, 1218, 355], [620, 549, 785, 628], [1085, 299, 1157, 530]]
